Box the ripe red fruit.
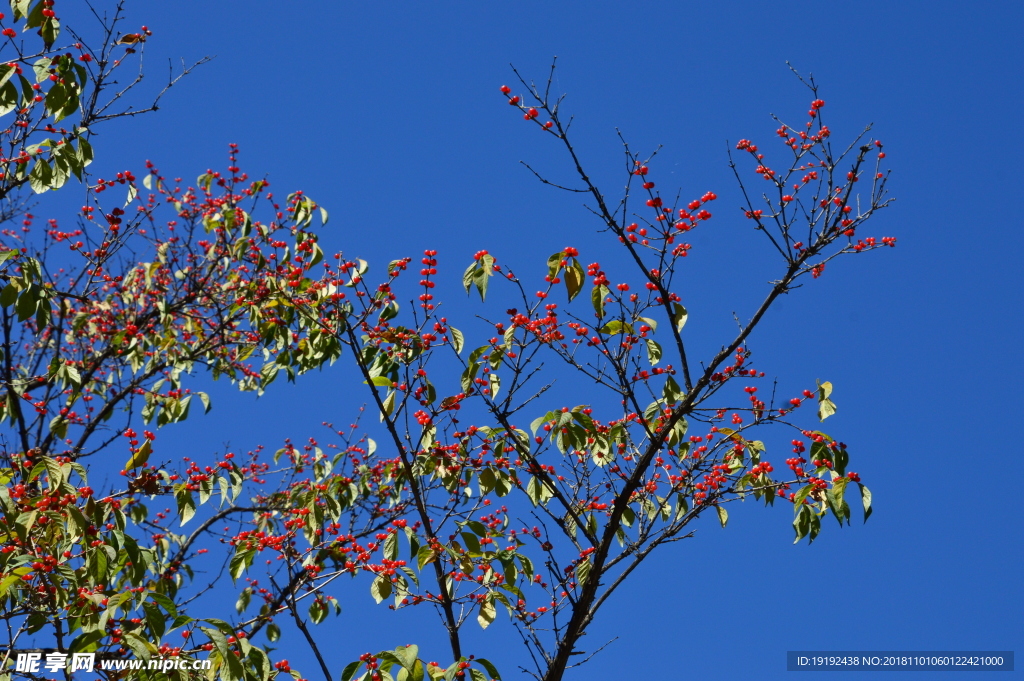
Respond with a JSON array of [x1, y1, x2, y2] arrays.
[[500, 85, 511, 94]]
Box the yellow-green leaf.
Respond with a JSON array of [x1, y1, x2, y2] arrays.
[[124, 439, 151, 470], [477, 596, 496, 629], [817, 380, 837, 421]]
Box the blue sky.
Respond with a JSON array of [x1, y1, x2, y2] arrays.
[[50, 1, 1023, 679]]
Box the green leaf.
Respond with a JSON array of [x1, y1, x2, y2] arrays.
[[405, 660, 427, 681], [463, 254, 495, 301], [44, 81, 67, 119], [416, 545, 438, 570], [662, 375, 683, 403], [488, 373, 500, 401], [809, 511, 821, 543], [201, 624, 244, 681], [48, 414, 67, 440], [248, 646, 272, 681], [141, 601, 166, 638], [530, 411, 555, 436], [450, 326, 464, 355], [0, 283, 17, 308], [229, 548, 254, 581], [464, 520, 488, 537], [462, 262, 475, 293], [716, 505, 728, 528], [592, 284, 609, 319], [817, 380, 837, 421], [11, 0, 30, 21], [32, 57, 50, 84], [827, 476, 851, 526], [645, 338, 662, 365], [342, 660, 364, 681], [235, 588, 251, 614], [77, 136, 93, 167], [477, 659, 501, 680], [393, 644, 419, 671], [793, 505, 811, 544], [564, 260, 585, 301], [49, 153, 69, 189], [33, 294, 51, 329], [29, 158, 52, 193], [380, 390, 396, 421], [16, 288, 39, 324], [858, 482, 873, 522], [124, 439, 151, 470], [575, 557, 592, 586], [122, 631, 151, 662], [40, 14, 59, 50], [420, 423, 436, 451], [546, 250, 562, 278], [0, 64, 16, 90], [525, 476, 553, 507], [175, 487, 196, 526], [460, 531, 481, 554], [792, 484, 813, 509], [476, 596, 496, 629], [383, 532, 398, 561], [0, 567, 30, 597], [672, 302, 688, 332], [503, 326, 515, 349], [308, 599, 327, 624], [600, 319, 632, 336], [0, 80, 18, 116], [370, 574, 392, 604]]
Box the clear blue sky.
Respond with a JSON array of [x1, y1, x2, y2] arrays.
[[56, 1, 1022, 679]]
